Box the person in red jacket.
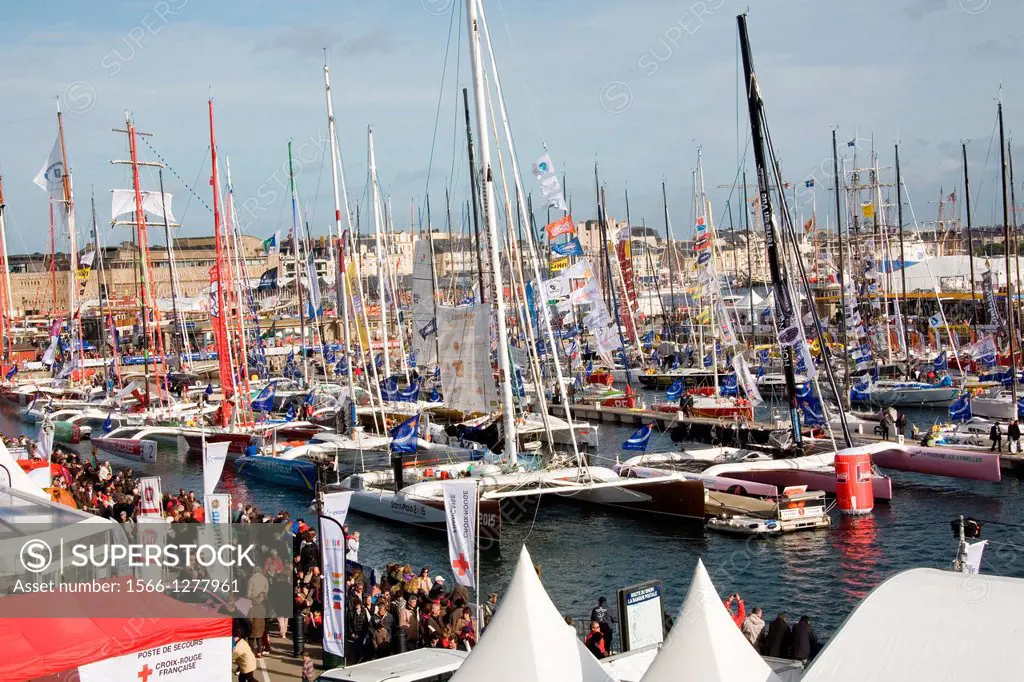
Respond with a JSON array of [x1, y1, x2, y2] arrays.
[[723, 593, 746, 628]]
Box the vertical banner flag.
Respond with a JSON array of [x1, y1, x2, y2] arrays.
[[733, 354, 763, 406], [443, 480, 478, 589], [965, 540, 987, 574], [321, 491, 354, 657], [437, 305, 499, 413], [532, 154, 568, 211], [33, 135, 65, 196], [138, 476, 163, 518], [203, 441, 230, 496], [204, 493, 231, 524]]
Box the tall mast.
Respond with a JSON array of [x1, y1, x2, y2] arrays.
[[1009, 141, 1023, 337], [287, 141, 309, 386], [462, 88, 487, 303], [962, 142, 978, 324], [49, 199, 57, 317], [697, 151, 719, 390], [999, 100, 1017, 405], [465, 0, 517, 462], [209, 99, 236, 423], [743, 171, 754, 340], [895, 143, 910, 371], [324, 55, 357, 400], [737, 14, 801, 443], [90, 193, 109, 391], [56, 99, 80, 365], [158, 169, 185, 368], [425, 197, 443, 366], [661, 181, 678, 340], [831, 131, 850, 408], [367, 126, 391, 376], [0, 176, 14, 352]]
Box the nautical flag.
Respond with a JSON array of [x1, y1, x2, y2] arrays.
[[585, 360, 593, 376], [928, 313, 943, 328], [949, 392, 972, 422], [390, 414, 420, 453], [375, 353, 385, 368], [552, 236, 585, 257], [286, 403, 296, 421], [306, 257, 323, 318], [758, 349, 770, 365], [545, 215, 576, 240], [204, 383, 214, 397], [720, 374, 738, 397], [399, 381, 420, 403], [430, 386, 441, 402], [442, 479, 479, 589], [666, 380, 684, 401], [304, 391, 315, 406], [202, 441, 230, 496], [418, 318, 437, 339], [850, 378, 871, 403], [671, 355, 679, 370], [622, 424, 653, 452], [847, 138, 856, 147], [641, 330, 655, 348], [103, 412, 113, 432], [335, 358, 348, 375], [796, 383, 826, 426], [251, 381, 278, 412], [934, 352, 948, 371], [33, 135, 65, 196], [263, 230, 280, 254], [703, 353, 713, 368], [4, 366, 17, 380]]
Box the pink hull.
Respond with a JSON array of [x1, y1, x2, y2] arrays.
[[721, 469, 894, 501], [870, 446, 1002, 483]]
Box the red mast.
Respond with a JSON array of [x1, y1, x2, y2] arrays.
[[126, 115, 169, 406], [209, 98, 235, 427], [0, 177, 11, 367]]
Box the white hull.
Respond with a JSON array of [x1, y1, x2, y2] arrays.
[[862, 384, 960, 407], [972, 396, 1018, 420]]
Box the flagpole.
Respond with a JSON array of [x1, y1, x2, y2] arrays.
[[474, 483, 481, 636]]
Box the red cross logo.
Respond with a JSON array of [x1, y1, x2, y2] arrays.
[[451, 553, 471, 577], [138, 664, 153, 682]]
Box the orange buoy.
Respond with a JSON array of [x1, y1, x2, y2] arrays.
[[835, 451, 874, 515]]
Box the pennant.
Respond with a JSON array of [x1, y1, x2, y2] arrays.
[[545, 215, 576, 240], [202, 441, 230, 496]]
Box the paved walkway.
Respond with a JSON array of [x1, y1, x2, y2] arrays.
[[257, 635, 324, 681]]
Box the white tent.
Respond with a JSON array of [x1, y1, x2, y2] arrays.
[[0, 439, 48, 500], [451, 545, 614, 682], [640, 559, 781, 682], [802, 567, 1024, 682]]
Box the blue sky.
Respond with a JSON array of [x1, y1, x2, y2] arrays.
[[0, 0, 1019, 255]]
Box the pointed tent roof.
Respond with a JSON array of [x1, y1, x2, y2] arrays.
[[640, 559, 782, 682], [451, 545, 614, 682], [0, 439, 48, 500]]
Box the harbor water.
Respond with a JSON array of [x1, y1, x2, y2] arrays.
[[12, 402, 1023, 639]]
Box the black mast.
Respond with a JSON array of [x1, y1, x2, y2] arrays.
[[661, 181, 678, 341], [962, 142, 978, 324], [743, 171, 754, 340], [738, 13, 801, 444], [999, 101, 1017, 405], [1009, 142, 1022, 337], [462, 88, 486, 303], [831, 131, 850, 408], [895, 144, 910, 372]]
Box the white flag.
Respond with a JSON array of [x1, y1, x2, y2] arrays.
[[111, 188, 176, 224], [443, 480, 478, 589], [321, 491, 353, 657], [543, 275, 571, 300], [202, 441, 230, 496], [563, 258, 593, 279], [138, 476, 163, 518], [570, 277, 602, 306], [965, 540, 987, 574], [33, 136, 65, 195], [204, 493, 231, 524], [532, 153, 555, 178], [733, 354, 763, 406]]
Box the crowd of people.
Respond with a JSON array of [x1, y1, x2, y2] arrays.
[[734, 595, 820, 662]]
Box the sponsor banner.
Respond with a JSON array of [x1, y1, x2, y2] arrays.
[[77, 636, 232, 682], [321, 491, 353, 657], [443, 481, 478, 589]]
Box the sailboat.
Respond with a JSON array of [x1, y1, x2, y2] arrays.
[[334, 0, 709, 542]]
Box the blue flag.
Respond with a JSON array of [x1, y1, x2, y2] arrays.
[[949, 392, 972, 421], [103, 412, 113, 432], [380, 376, 400, 402], [622, 424, 653, 452], [850, 378, 871, 402], [429, 386, 441, 402], [666, 380, 684, 401], [720, 374, 738, 397], [398, 381, 420, 403], [204, 383, 214, 397], [796, 383, 826, 426], [4, 366, 17, 380], [552, 236, 585, 257], [390, 414, 420, 453], [757, 349, 770, 365], [251, 381, 278, 412], [703, 353, 712, 368], [285, 403, 296, 421], [933, 352, 947, 371], [304, 391, 315, 406]]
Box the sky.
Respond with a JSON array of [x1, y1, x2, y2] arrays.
[[0, 0, 1019, 255]]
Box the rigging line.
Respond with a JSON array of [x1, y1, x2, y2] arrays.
[[971, 113, 1000, 226], [447, 0, 465, 197], [140, 136, 212, 214], [178, 151, 209, 233], [424, 0, 459, 198], [308, 140, 327, 229], [494, 0, 546, 145]]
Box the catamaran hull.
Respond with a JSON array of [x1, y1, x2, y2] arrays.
[[713, 468, 893, 502], [971, 398, 1017, 420], [541, 476, 707, 520], [91, 437, 158, 464], [346, 490, 502, 548], [182, 431, 256, 455], [870, 446, 1002, 482], [234, 455, 320, 491], [857, 386, 960, 407]]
